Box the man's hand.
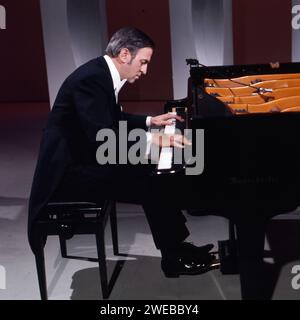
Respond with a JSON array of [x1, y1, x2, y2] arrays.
[[151, 132, 191, 149], [150, 113, 184, 127]]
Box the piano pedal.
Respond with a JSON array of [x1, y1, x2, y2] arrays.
[[217, 240, 239, 275], [210, 258, 221, 270]]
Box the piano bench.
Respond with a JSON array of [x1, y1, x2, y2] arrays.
[[31, 200, 119, 300]]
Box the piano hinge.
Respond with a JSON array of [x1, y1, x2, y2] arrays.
[[270, 62, 280, 69]]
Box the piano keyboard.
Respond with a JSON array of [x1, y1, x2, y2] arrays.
[[157, 112, 176, 171]]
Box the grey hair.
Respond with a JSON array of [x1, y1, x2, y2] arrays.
[[105, 27, 155, 58]]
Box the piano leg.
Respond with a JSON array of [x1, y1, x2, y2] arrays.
[[235, 218, 269, 300], [218, 221, 239, 274]]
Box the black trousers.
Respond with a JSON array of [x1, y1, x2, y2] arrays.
[[52, 163, 189, 251]]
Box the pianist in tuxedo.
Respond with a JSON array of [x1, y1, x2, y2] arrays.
[[28, 27, 215, 278]]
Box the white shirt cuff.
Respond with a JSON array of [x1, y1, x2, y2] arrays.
[[146, 116, 152, 127]]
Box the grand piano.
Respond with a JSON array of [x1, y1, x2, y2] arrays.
[[152, 60, 300, 299]]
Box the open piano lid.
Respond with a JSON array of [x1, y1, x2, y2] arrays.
[[188, 59, 300, 81]]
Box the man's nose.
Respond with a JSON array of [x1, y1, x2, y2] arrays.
[[141, 64, 148, 75]]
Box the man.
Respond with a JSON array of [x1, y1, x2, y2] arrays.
[[28, 27, 215, 278]]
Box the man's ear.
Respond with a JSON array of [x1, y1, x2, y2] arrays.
[[118, 48, 131, 64]]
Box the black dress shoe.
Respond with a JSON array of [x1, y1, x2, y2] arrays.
[[161, 252, 219, 278], [177, 242, 214, 256]]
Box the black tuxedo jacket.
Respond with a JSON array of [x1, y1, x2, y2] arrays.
[[28, 56, 148, 251]]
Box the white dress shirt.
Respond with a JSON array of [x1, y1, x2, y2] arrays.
[[103, 55, 127, 103], [103, 55, 153, 156]]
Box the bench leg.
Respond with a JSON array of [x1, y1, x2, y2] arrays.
[[110, 201, 119, 255], [34, 237, 48, 300], [59, 235, 68, 258], [96, 229, 109, 299]]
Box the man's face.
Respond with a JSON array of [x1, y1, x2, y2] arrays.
[[123, 47, 153, 83]]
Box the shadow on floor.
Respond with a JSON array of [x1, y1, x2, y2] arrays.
[[267, 219, 300, 265], [264, 219, 300, 298], [69, 254, 238, 300], [0, 196, 28, 206], [70, 255, 160, 300]]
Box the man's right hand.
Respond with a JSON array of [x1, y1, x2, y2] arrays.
[[150, 113, 184, 127]]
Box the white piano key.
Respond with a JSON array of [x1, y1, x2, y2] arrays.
[[157, 112, 177, 170], [164, 121, 176, 134], [157, 147, 173, 170]]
